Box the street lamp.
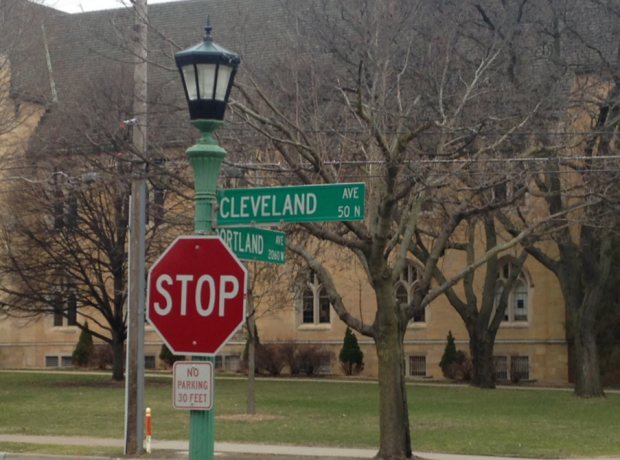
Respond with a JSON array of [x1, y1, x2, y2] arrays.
[[174, 17, 240, 460], [175, 16, 240, 233], [175, 17, 240, 121]]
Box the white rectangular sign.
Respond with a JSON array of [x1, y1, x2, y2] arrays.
[[173, 361, 213, 410]]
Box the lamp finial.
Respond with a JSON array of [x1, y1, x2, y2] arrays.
[[204, 15, 213, 42]]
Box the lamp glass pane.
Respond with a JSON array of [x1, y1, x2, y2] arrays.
[[197, 63, 217, 100], [182, 65, 198, 100], [215, 66, 232, 101]]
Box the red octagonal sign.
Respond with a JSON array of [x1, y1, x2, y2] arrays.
[[147, 236, 248, 356]]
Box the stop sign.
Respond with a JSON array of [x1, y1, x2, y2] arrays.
[[147, 235, 247, 356]]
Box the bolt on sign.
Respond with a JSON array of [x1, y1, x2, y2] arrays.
[[173, 361, 213, 410]]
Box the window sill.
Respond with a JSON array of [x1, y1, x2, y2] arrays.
[[499, 321, 530, 328], [50, 326, 78, 333], [407, 322, 427, 329], [297, 324, 332, 331]]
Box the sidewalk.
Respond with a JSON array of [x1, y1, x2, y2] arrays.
[[1, 434, 619, 460]]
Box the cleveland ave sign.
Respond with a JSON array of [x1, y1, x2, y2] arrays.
[[217, 183, 365, 226]]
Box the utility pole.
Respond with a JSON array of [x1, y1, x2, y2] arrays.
[[125, 0, 147, 454]]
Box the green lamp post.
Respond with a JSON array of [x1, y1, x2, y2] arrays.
[[175, 17, 240, 460]]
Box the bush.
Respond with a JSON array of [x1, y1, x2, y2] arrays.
[[440, 332, 470, 380], [339, 327, 364, 375], [258, 343, 287, 376], [277, 341, 301, 374], [296, 344, 332, 376], [244, 340, 333, 376], [89, 343, 114, 370], [72, 322, 94, 366], [159, 343, 183, 367], [439, 331, 458, 374]]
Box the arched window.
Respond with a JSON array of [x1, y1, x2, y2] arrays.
[[494, 259, 530, 323], [394, 262, 425, 323], [300, 270, 331, 325]]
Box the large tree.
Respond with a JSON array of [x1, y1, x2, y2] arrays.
[[0, 62, 188, 380], [231, 1, 571, 457], [496, 0, 620, 397]]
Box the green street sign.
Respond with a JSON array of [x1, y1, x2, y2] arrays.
[[217, 183, 365, 226], [215, 227, 286, 264]]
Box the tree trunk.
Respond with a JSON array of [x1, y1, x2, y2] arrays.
[[112, 332, 125, 381], [374, 326, 411, 460], [573, 290, 605, 398], [468, 326, 496, 389]]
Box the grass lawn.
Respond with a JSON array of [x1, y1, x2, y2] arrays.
[[0, 371, 618, 458]]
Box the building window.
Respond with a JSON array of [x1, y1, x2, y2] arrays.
[[493, 355, 508, 380], [52, 293, 63, 326], [510, 355, 530, 381], [214, 354, 241, 372], [408, 355, 427, 377], [67, 292, 77, 326], [145, 355, 156, 369], [153, 186, 165, 226], [46, 356, 73, 367], [395, 262, 425, 323], [494, 259, 529, 323], [53, 188, 64, 230], [224, 354, 240, 372], [67, 193, 78, 228], [51, 288, 78, 327], [493, 355, 530, 381], [300, 271, 331, 325]]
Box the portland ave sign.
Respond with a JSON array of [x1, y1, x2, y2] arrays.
[[146, 236, 248, 356], [217, 183, 365, 226], [216, 227, 285, 264]]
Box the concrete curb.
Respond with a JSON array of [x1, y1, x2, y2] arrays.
[[2, 435, 620, 460]]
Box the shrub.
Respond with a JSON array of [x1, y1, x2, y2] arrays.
[[159, 343, 183, 367], [89, 343, 114, 370], [440, 332, 471, 380], [439, 331, 458, 374], [72, 322, 94, 366], [339, 327, 364, 375], [257, 343, 287, 376], [277, 341, 301, 375], [297, 344, 332, 376]]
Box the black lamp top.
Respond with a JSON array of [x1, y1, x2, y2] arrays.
[[174, 16, 240, 67]]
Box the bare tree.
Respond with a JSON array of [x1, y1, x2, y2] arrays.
[[497, 0, 620, 398], [231, 1, 576, 457], [0, 63, 189, 380]]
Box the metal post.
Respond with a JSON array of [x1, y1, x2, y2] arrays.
[[186, 118, 226, 460], [125, 0, 148, 453]]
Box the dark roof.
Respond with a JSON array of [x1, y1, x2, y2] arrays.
[[17, 0, 297, 153], [10, 0, 620, 158]]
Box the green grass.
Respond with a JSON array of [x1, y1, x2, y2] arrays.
[[0, 371, 619, 458]]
